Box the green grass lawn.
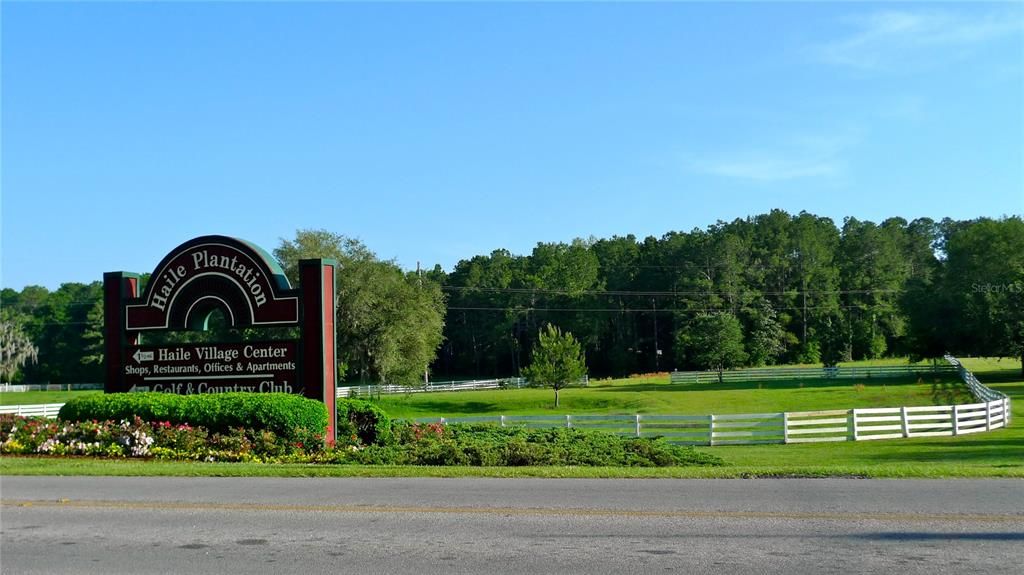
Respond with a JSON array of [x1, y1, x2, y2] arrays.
[[2, 357, 1019, 478], [0, 390, 101, 406], [708, 358, 1023, 477], [372, 375, 973, 419]]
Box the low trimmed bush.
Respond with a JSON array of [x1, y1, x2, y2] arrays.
[[336, 399, 392, 446], [58, 393, 327, 441]]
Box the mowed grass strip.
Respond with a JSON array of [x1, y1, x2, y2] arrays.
[[372, 375, 973, 419], [0, 390, 101, 406]]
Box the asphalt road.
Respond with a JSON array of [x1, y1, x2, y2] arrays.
[[2, 477, 1022, 574]]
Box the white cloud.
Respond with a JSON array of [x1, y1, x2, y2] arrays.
[[693, 157, 838, 182], [817, 9, 1023, 70], [686, 134, 856, 183]]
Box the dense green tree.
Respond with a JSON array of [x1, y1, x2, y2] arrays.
[[274, 229, 446, 386], [676, 313, 748, 383], [744, 300, 788, 366], [9, 282, 104, 383], [590, 235, 642, 376], [941, 218, 1024, 375], [441, 249, 527, 378], [522, 324, 587, 408], [838, 218, 913, 360], [80, 300, 105, 367]]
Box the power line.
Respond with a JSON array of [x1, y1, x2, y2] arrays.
[[448, 304, 891, 314], [441, 286, 903, 297]]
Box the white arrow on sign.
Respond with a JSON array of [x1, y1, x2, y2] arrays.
[[133, 349, 154, 363], [128, 384, 150, 393]]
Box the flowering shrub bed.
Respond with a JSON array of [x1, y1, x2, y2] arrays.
[[1, 415, 723, 468], [1, 414, 325, 463]]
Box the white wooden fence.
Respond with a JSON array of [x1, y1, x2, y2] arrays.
[[337, 376, 589, 398], [419, 356, 1011, 446], [337, 378, 527, 398], [416, 398, 1009, 446], [669, 364, 957, 384], [0, 383, 103, 393], [0, 403, 65, 418]]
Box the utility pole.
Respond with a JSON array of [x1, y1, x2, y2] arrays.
[[652, 298, 660, 371], [802, 277, 808, 345], [417, 261, 429, 386]]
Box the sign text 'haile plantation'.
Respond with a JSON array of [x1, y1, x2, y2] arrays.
[[150, 249, 270, 311]]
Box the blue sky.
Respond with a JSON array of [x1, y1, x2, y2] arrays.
[[3, 1, 1022, 291]]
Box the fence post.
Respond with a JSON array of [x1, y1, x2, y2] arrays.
[[566, 415, 572, 428], [782, 412, 789, 444], [635, 414, 641, 438], [708, 414, 715, 446], [952, 404, 959, 436], [901, 406, 909, 438], [1004, 398, 1010, 426], [500, 415, 506, 428], [850, 409, 859, 441]]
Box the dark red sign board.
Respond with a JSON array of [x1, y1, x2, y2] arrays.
[[124, 341, 299, 395]]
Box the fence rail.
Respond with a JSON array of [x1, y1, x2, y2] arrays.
[[0, 383, 103, 393], [669, 365, 957, 385], [418, 356, 1010, 446], [416, 399, 1009, 446], [337, 376, 588, 398], [0, 403, 65, 418]]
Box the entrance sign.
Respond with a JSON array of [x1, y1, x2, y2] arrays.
[[123, 341, 298, 394], [104, 236, 337, 441]]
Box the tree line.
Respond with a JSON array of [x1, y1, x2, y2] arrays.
[[434, 211, 1022, 378], [2, 211, 1022, 383]]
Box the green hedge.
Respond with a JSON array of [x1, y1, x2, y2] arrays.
[[58, 393, 327, 441], [336, 399, 392, 446]]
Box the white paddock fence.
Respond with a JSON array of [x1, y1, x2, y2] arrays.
[[337, 376, 589, 398], [0, 403, 65, 418], [670, 364, 957, 384], [416, 400, 1009, 446], [417, 356, 1011, 446], [0, 383, 103, 393]]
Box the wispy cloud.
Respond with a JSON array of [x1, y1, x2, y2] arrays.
[[817, 10, 1023, 70], [686, 134, 855, 183], [693, 157, 838, 183]]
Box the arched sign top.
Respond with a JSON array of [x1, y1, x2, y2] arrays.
[[125, 235, 299, 331]]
